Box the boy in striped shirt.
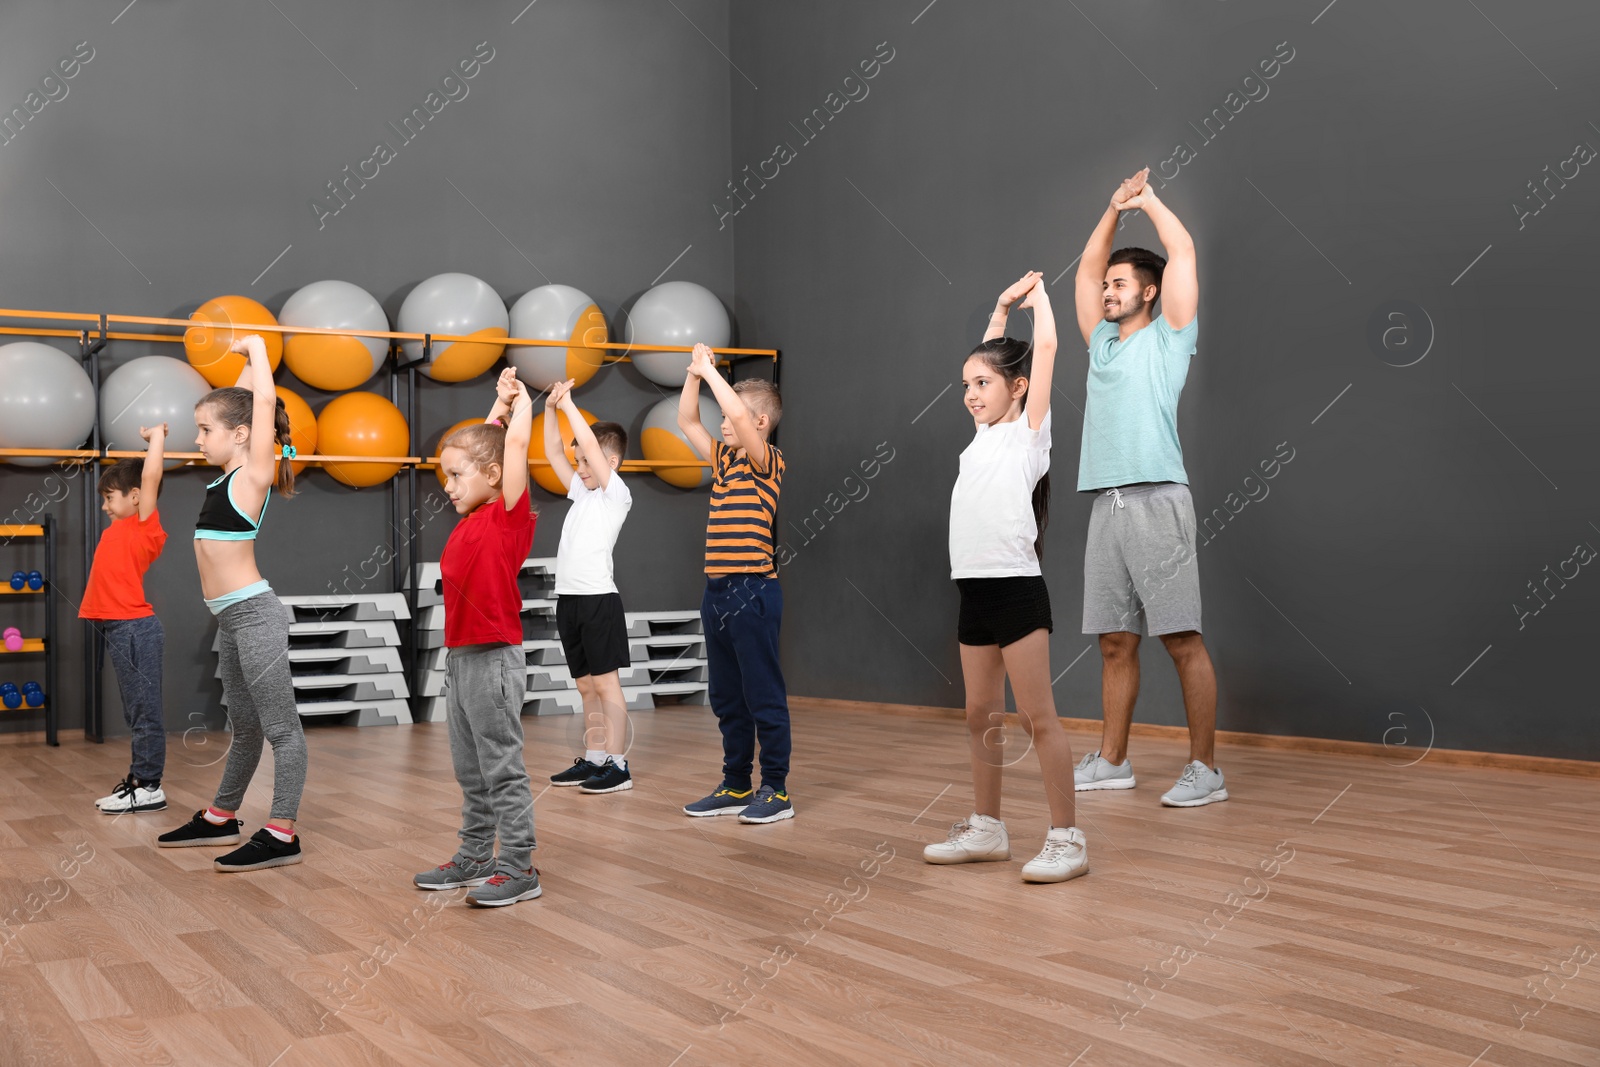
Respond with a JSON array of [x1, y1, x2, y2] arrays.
[[676, 343, 793, 824]]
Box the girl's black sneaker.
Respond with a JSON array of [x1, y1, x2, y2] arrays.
[[157, 810, 241, 848], [215, 829, 302, 873]]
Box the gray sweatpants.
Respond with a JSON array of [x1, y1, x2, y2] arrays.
[[446, 643, 537, 869], [213, 591, 307, 820]]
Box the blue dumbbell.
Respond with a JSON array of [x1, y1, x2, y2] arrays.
[[21, 683, 42, 708], [26, 571, 42, 591], [9, 572, 23, 590], [0, 684, 19, 710]]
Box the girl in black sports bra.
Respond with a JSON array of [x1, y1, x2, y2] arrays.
[[156, 333, 309, 874]]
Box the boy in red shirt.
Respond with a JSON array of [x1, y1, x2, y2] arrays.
[[413, 370, 541, 907], [82, 424, 170, 815]]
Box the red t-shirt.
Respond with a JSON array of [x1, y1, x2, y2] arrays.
[[440, 489, 536, 647], [79, 510, 167, 620]]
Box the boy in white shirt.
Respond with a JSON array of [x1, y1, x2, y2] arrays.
[[541, 379, 636, 793]]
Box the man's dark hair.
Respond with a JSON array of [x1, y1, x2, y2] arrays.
[[1108, 246, 1168, 303]]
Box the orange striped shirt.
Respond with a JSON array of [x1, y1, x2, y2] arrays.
[[705, 441, 784, 575]]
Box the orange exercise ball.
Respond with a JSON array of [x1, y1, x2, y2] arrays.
[[184, 295, 283, 387], [316, 392, 409, 488], [274, 385, 318, 477], [528, 406, 597, 495]]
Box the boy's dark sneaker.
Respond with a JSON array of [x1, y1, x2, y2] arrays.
[[579, 758, 633, 794], [157, 809, 242, 848], [214, 829, 303, 872], [683, 783, 753, 817], [550, 757, 603, 786], [738, 785, 794, 824]]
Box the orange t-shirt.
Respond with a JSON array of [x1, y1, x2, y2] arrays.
[[79, 510, 167, 620]]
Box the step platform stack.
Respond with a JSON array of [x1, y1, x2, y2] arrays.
[[213, 593, 411, 726], [410, 557, 708, 723]]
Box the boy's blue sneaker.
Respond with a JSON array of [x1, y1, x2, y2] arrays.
[[683, 783, 754, 817], [738, 785, 794, 824]]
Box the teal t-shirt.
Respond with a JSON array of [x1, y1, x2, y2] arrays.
[[1077, 315, 1196, 491]]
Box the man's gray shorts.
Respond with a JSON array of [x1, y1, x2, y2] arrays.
[[1082, 482, 1202, 637]]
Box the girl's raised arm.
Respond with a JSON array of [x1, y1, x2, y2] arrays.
[[1020, 280, 1057, 432], [501, 378, 534, 510]]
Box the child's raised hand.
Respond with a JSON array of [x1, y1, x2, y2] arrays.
[[1111, 168, 1150, 211], [495, 367, 521, 406], [227, 334, 265, 355], [1019, 275, 1050, 310], [689, 343, 718, 379], [138, 423, 168, 442], [508, 378, 533, 413], [998, 271, 1044, 309], [548, 379, 575, 409]]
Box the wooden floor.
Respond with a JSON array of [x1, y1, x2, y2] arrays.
[[1, 705, 1597, 1067]]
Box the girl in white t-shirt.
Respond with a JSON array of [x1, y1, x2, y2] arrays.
[[926, 271, 1087, 884]]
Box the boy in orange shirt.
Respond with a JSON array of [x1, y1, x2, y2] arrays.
[[81, 424, 170, 815]]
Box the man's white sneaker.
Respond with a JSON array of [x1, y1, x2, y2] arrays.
[[1021, 826, 1089, 883], [923, 813, 1010, 864], [1074, 750, 1136, 791], [1161, 760, 1228, 807]]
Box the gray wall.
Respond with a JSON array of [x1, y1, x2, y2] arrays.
[[0, 0, 735, 736], [4, 1, 1597, 763], [726, 0, 1600, 760]]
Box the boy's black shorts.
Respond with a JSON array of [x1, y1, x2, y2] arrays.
[[556, 592, 631, 678]]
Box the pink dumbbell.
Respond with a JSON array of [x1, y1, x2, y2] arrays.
[[3, 627, 21, 652]]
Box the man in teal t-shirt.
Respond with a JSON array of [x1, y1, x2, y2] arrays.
[[1068, 167, 1227, 809]]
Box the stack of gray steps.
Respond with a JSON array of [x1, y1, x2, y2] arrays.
[[212, 593, 411, 726], [409, 559, 708, 722]]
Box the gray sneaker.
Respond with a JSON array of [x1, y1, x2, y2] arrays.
[[1074, 750, 1136, 791], [466, 862, 543, 907], [414, 855, 497, 890], [1161, 761, 1228, 807]]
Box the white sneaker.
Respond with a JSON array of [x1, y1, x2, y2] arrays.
[[1021, 826, 1089, 883], [923, 813, 1010, 864], [1161, 761, 1228, 807], [96, 777, 167, 814], [1074, 750, 1136, 791]]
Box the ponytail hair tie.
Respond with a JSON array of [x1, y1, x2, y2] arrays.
[[281, 445, 298, 459]]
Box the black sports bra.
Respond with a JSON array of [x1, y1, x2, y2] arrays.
[[194, 468, 269, 541]]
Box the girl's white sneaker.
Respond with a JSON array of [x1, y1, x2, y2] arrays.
[[1021, 826, 1088, 883], [923, 813, 1010, 864]]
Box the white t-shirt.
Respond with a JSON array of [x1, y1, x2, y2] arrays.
[[554, 473, 632, 596], [949, 409, 1051, 578]]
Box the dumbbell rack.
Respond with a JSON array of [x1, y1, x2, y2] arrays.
[[408, 557, 708, 722], [0, 517, 58, 746]]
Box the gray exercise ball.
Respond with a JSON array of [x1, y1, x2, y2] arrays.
[[100, 355, 212, 467], [624, 281, 730, 387], [0, 342, 95, 467]]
